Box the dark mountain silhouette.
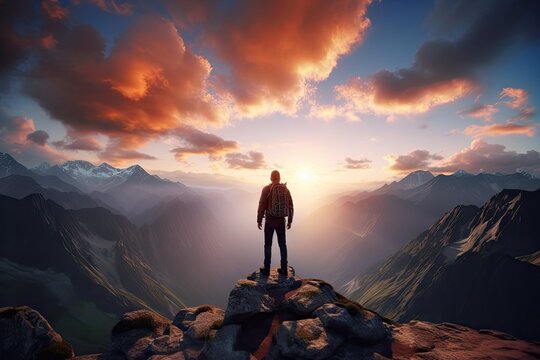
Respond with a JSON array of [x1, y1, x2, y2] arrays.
[[3, 269, 540, 359], [0, 193, 185, 353], [348, 189, 540, 341], [0, 174, 113, 211]]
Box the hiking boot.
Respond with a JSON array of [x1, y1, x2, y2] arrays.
[[259, 267, 270, 276], [277, 267, 288, 276]]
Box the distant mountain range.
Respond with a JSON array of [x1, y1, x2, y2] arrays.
[[346, 189, 540, 341], [291, 168, 540, 286]]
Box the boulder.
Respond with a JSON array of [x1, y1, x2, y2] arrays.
[[314, 303, 388, 344], [173, 305, 224, 340], [110, 309, 172, 360], [224, 280, 275, 323], [270, 317, 342, 360], [0, 306, 74, 360], [285, 279, 337, 315]]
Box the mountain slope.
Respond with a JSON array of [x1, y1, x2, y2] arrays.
[[0, 194, 185, 352], [0, 175, 112, 211], [138, 196, 240, 306], [349, 189, 540, 341], [291, 194, 438, 284]]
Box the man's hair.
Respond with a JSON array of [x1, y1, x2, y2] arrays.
[[270, 170, 280, 181]]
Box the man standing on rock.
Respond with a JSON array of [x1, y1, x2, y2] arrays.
[[257, 170, 294, 276]]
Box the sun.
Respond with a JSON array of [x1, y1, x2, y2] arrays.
[[295, 168, 315, 183]]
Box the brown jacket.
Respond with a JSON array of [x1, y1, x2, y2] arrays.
[[257, 183, 294, 225]]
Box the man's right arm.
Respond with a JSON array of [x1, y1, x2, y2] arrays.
[[257, 186, 269, 225]]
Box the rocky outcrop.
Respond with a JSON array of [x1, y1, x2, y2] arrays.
[[4, 268, 540, 359], [391, 321, 540, 359], [0, 306, 74, 360]]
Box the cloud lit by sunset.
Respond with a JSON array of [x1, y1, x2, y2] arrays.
[[1, 0, 539, 193]]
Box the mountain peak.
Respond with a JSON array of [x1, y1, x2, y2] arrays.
[[396, 169, 434, 190], [452, 169, 472, 177], [0, 152, 30, 177], [98, 162, 115, 169]]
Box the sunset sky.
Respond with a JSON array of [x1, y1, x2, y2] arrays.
[[1, 0, 539, 194]]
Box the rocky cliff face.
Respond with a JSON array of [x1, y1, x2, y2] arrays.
[[4, 268, 539, 360]]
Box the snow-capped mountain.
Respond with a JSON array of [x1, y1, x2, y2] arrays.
[[32, 160, 179, 193]]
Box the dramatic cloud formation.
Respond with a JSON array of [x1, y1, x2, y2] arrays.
[[344, 157, 371, 169], [26, 130, 50, 146], [432, 140, 540, 175], [337, 76, 475, 116], [187, 0, 372, 116], [171, 125, 238, 161], [225, 151, 267, 170], [0, 110, 65, 165], [464, 123, 536, 138], [386, 150, 443, 173], [338, 0, 540, 117], [459, 104, 499, 122], [22, 15, 227, 164]]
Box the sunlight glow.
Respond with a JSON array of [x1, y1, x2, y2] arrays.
[[295, 168, 316, 183]]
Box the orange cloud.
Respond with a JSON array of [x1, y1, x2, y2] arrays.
[[464, 123, 536, 138], [0, 110, 66, 165], [459, 104, 499, 122], [24, 16, 227, 163], [199, 0, 372, 116], [500, 87, 528, 109], [337, 76, 475, 116]]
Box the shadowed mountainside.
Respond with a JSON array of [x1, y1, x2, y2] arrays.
[[347, 189, 540, 341]]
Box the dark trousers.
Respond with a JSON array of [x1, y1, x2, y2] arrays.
[[264, 216, 287, 269]]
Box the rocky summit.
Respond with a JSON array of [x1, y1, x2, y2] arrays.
[[3, 268, 540, 360]]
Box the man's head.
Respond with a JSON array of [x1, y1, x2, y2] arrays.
[[270, 170, 280, 184]]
